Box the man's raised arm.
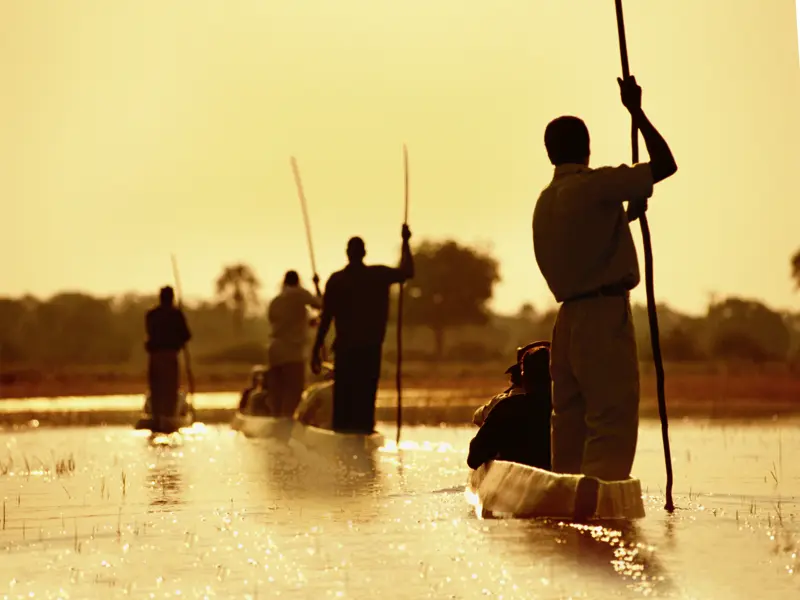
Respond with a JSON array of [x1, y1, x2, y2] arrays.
[[618, 76, 677, 222], [178, 311, 192, 347], [618, 76, 677, 184], [310, 277, 334, 374]]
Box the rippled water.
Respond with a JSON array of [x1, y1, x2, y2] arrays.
[[1, 418, 799, 599]]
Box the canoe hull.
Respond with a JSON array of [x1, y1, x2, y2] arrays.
[[135, 391, 195, 433], [230, 411, 294, 439], [467, 460, 645, 521], [134, 414, 193, 434], [289, 421, 385, 454]]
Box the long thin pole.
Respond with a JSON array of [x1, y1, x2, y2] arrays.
[[290, 156, 321, 296], [170, 254, 196, 398], [396, 144, 409, 445], [290, 156, 329, 367], [614, 0, 674, 512]]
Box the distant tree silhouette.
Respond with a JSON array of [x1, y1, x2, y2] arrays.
[[215, 264, 261, 335], [659, 326, 705, 362], [0, 297, 35, 363], [711, 330, 770, 363], [792, 249, 800, 289], [633, 303, 705, 362], [36, 293, 130, 365], [705, 297, 790, 363], [403, 240, 500, 359]]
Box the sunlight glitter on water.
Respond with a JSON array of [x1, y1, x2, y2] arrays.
[[0, 420, 799, 598]]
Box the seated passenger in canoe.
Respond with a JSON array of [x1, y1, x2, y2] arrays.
[[267, 270, 323, 417], [472, 343, 542, 427], [293, 362, 335, 429], [144, 286, 192, 418], [467, 342, 552, 471], [239, 365, 267, 412], [310, 225, 414, 434]]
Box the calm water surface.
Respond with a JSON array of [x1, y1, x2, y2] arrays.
[[1, 417, 799, 599]]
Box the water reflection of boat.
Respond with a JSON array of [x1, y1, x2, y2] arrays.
[[146, 460, 184, 508], [135, 390, 195, 434], [466, 460, 645, 521], [514, 519, 673, 596]]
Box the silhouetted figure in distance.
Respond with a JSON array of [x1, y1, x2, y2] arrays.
[[467, 342, 553, 471], [267, 270, 322, 416], [532, 75, 677, 481], [145, 286, 191, 418], [311, 225, 414, 434]]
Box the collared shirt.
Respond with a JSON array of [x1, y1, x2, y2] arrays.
[[532, 163, 654, 303], [268, 285, 322, 365]]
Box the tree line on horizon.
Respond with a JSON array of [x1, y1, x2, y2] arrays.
[[1, 241, 799, 371]]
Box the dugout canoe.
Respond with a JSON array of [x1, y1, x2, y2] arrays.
[[465, 460, 646, 521], [289, 421, 385, 454], [134, 391, 195, 434], [231, 367, 294, 439], [230, 411, 294, 439]]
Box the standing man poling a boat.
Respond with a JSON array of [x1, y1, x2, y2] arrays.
[[145, 286, 192, 418], [310, 226, 414, 434], [266, 270, 323, 417], [532, 76, 677, 482]]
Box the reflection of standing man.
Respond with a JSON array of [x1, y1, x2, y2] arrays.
[[145, 286, 191, 417], [311, 226, 414, 433], [532, 76, 677, 482], [267, 270, 322, 416]]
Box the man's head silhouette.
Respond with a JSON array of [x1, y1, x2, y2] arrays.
[[544, 116, 591, 167], [346, 237, 366, 263], [283, 270, 299, 287], [159, 286, 175, 306]]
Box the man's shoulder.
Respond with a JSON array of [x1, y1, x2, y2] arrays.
[[285, 285, 313, 298], [585, 163, 654, 193], [485, 391, 524, 418], [327, 269, 347, 284], [366, 264, 401, 283], [324, 270, 348, 295], [367, 264, 395, 275]]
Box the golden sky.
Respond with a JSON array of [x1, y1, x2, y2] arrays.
[[2, 0, 799, 316]]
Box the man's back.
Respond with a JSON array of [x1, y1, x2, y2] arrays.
[[472, 385, 525, 427], [269, 286, 320, 347], [325, 263, 405, 349], [145, 305, 190, 353], [533, 163, 653, 303]]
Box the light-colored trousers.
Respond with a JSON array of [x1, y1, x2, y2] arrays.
[[550, 295, 640, 481]]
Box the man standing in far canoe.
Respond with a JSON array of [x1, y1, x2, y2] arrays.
[[532, 76, 677, 482], [310, 226, 414, 434], [267, 270, 323, 416], [145, 286, 192, 418]]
